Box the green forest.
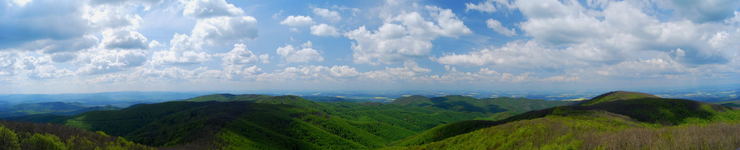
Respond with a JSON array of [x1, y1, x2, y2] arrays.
[[1, 91, 738, 150]]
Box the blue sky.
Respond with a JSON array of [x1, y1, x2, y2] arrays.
[[0, 0, 738, 94]]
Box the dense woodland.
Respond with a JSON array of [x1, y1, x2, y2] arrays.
[[0, 91, 738, 150]]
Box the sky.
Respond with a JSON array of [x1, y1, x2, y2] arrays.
[[0, 0, 738, 94]]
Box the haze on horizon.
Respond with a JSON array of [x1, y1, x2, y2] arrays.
[[0, 0, 738, 94]]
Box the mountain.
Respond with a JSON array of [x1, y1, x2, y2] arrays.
[[392, 91, 740, 149], [16, 91, 729, 149], [48, 94, 571, 149], [0, 121, 152, 150], [716, 100, 740, 108], [392, 95, 573, 120], [578, 91, 659, 106], [0, 102, 119, 118], [0, 91, 208, 107], [58, 95, 479, 149]]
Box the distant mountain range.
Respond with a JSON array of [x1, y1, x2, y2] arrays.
[[0, 91, 737, 149]]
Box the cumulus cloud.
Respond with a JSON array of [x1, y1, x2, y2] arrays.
[[276, 41, 324, 63], [280, 16, 315, 26], [22, 35, 99, 53], [310, 24, 340, 37], [77, 49, 148, 75], [656, 0, 740, 22], [435, 41, 611, 70], [363, 61, 430, 80], [182, 0, 244, 18], [486, 18, 516, 36], [465, 0, 516, 13], [83, 5, 143, 29], [346, 6, 471, 65], [313, 8, 341, 22], [0, 0, 91, 50], [101, 29, 149, 49], [222, 43, 269, 65], [329, 65, 359, 77], [511, 0, 736, 65], [191, 16, 258, 47]]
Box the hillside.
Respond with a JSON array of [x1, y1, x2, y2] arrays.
[[392, 95, 572, 118], [0, 121, 153, 150], [0, 102, 118, 118], [392, 91, 740, 149], [579, 91, 659, 106], [51, 94, 573, 149], [716, 100, 740, 108], [61, 94, 521, 149]]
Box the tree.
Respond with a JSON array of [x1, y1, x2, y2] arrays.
[[21, 133, 67, 150], [0, 126, 21, 150]]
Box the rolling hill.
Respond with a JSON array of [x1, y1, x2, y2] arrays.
[[52, 94, 571, 149], [391, 91, 740, 149], [8, 91, 733, 149], [0, 102, 118, 118]]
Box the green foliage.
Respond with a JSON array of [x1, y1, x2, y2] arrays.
[[0, 126, 21, 150], [393, 120, 499, 146], [392, 95, 573, 114], [62, 94, 568, 149], [393, 91, 740, 150], [0, 102, 119, 118], [0, 121, 153, 150], [579, 91, 659, 106], [21, 133, 67, 150]]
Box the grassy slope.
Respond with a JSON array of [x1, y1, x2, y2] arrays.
[[388, 96, 573, 146], [391, 110, 740, 150], [392, 91, 740, 149], [579, 91, 658, 106]]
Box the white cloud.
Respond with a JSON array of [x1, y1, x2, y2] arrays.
[[310, 24, 340, 37], [151, 33, 211, 65], [22, 35, 99, 54], [465, 0, 516, 13], [83, 5, 143, 29], [312, 8, 341, 22], [0, 0, 92, 50], [435, 41, 617, 71], [280, 16, 315, 27], [276, 41, 324, 63], [222, 43, 269, 65], [191, 16, 258, 48], [465, 1, 496, 13], [77, 49, 148, 74], [363, 61, 430, 80], [486, 18, 516, 36], [9, 0, 32, 7], [329, 66, 359, 77], [510, 0, 735, 65], [152, 50, 211, 65], [101, 29, 149, 49], [182, 0, 244, 18], [656, 0, 740, 22], [346, 6, 471, 65]]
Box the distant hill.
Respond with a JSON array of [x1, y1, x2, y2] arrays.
[[392, 95, 573, 119], [716, 100, 740, 108], [0, 102, 118, 118], [13, 92, 724, 149], [59, 95, 485, 149], [47, 94, 571, 149], [578, 91, 659, 106], [392, 91, 740, 149]]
